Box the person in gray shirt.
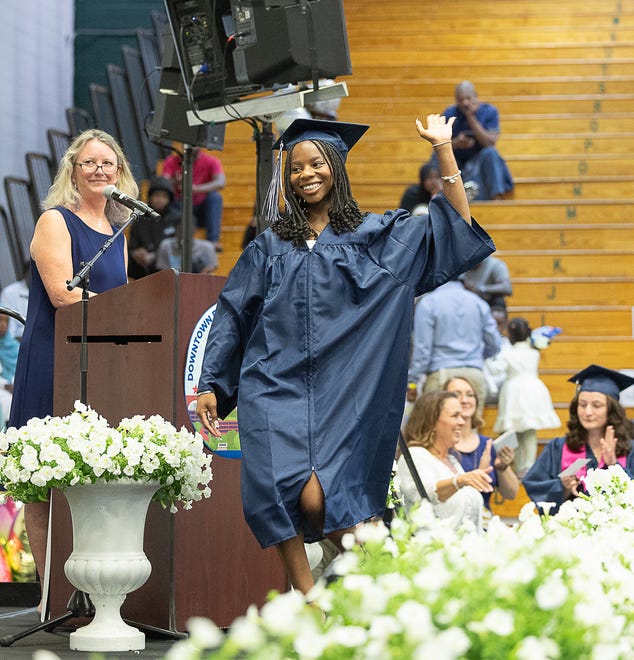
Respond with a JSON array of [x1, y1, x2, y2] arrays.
[[461, 255, 512, 309]]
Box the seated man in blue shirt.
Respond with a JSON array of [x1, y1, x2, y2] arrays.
[[431, 81, 514, 201]]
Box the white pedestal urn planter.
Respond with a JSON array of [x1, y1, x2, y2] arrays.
[[62, 479, 160, 652]]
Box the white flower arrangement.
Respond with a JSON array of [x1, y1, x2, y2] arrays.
[[167, 466, 634, 659], [0, 402, 213, 511]]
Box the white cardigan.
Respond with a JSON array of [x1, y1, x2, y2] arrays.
[[396, 446, 484, 533]]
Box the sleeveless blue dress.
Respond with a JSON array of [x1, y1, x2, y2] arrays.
[[9, 207, 127, 427]]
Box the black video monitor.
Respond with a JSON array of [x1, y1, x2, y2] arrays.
[[163, 0, 351, 110], [163, 0, 257, 109], [230, 0, 351, 87]]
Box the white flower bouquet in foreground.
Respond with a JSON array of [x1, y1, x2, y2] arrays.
[[0, 402, 213, 511], [170, 465, 634, 659]]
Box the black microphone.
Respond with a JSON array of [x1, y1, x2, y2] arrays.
[[103, 185, 160, 221]]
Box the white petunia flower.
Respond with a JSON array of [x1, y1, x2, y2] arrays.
[[518, 501, 538, 522], [330, 550, 359, 576], [260, 591, 306, 635], [482, 608, 515, 636], [367, 614, 402, 640], [228, 616, 265, 651], [375, 572, 411, 597], [326, 625, 368, 648], [414, 628, 470, 660], [185, 616, 224, 649], [32, 651, 63, 660], [354, 521, 389, 545], [536, 501, 556, 515], [396, 601, 434, 643], [516, 635, 560, 660], [293, 629, 330, 658], [535, 574, 568, 610]]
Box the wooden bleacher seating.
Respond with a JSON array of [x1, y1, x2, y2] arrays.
[[199, 0, 634, 517], [0, 0, 627, 519]]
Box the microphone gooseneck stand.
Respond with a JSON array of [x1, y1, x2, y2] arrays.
[[0, 209, 186, 646]]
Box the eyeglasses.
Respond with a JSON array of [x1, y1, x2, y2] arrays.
[[76, 160, 120, 175]]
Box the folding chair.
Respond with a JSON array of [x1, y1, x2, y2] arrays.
[[136, 28, 162, 107], [47, 129, 71, 168], [0, 205, 21, 290], [89, 83, 120, 142], [4, 176, 37, 268], [121, 45, 165, 171], [66, 107, 95, 137], [25, 152, 53, 214], [150, 9, 169, 38], [107, 63, 150, 181]]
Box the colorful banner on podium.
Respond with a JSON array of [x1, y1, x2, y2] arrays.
[[184, 304, 241, 458]]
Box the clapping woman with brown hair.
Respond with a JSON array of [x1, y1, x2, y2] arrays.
[[397, 390, 494, 533]]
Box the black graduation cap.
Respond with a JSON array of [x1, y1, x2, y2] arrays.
[[263, 119, 369, 225], [272, 118, 369, 162], [568, 364, 634, 400]]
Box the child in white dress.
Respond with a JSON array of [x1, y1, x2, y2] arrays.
[[486, 317, 561, 475]]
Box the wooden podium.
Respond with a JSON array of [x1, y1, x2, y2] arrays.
[[51, 269, 287, 630]]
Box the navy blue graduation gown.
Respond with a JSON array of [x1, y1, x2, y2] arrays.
[[198, 196, 495, 548], [523, 436, 634, 513]]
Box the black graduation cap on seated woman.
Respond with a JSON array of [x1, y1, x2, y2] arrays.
[[263, 118, 369, 224], [568, 364, 634, 401]]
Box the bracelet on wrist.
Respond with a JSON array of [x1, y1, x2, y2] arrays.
[[441, 170, 462, 184], [196, 389, 215, 397], [452, 474, 462, 490], [432, 140, 452, 148]]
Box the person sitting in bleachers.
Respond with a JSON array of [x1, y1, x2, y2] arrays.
[[397, 390, 493, 533], [443, 375, 519, 510], [408, 278, 501, 415], [155, 222, 218, 275], [127, 176, 180, 279], [430, 81, 514, 201], [399, 162, 442, 214], [461, 255, 512, 310], [0, 263, 30, 341], [0, 314, 19, 428], [524, 365, 634, 514]]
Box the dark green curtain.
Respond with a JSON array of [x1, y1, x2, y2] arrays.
[[73, 0, 165, 111]]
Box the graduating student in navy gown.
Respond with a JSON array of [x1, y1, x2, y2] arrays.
[[523, 365, 634, 514], [196, 115, 495, 594]]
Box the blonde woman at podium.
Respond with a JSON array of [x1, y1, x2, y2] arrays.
[[9, 129, 137, 597], [197, 115, 495, 595]]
